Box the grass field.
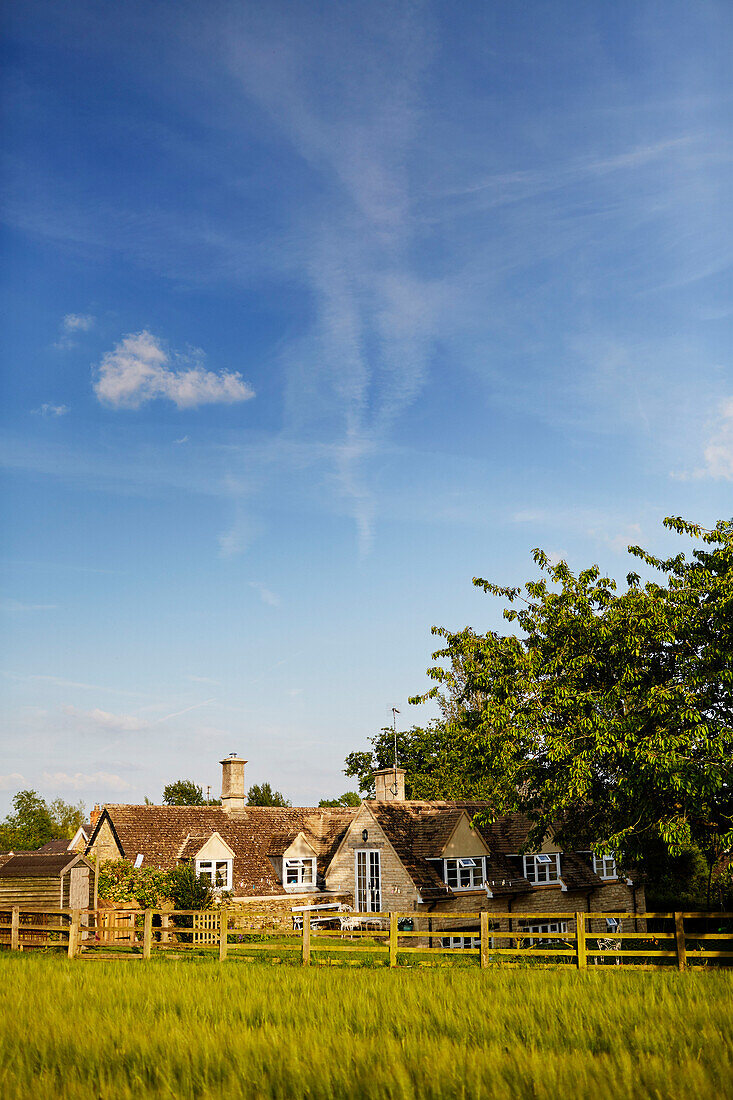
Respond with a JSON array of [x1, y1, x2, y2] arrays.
[[0, 955, 731, 1099]]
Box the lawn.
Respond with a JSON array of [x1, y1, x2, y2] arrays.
[[0, 955, 731, 1099]]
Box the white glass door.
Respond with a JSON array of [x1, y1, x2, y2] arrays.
[[355, 849, 381, 912]]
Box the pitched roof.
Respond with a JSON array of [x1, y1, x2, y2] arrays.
[[0, 853, 89, 878], [90, 805, 356, 896], [369, 802, 535, 899], [559, 851, 604, 891], [36, 838, 72, 854]]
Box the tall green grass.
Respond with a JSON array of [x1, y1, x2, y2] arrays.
[[0, 955, 730, 1099]]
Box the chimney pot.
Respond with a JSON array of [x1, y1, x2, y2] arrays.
[[220, 755, 247, 812], [373, 767, 406, 802]]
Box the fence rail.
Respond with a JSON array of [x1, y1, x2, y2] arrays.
[[1, 907, 731, 969]]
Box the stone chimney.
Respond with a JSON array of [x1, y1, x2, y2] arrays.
[[373, 767, 406, 802], [220, 754, 247, 812]]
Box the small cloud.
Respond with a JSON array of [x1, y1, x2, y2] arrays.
[[0, 772, 26, 791], [674, 397, 733, 481], [55, 313, 95, 349], [41, 770, 132, 792], [1, 599, 58, 612], [701, 398, 733, 480], [94, 331, 255, 410], [587, 523, 642, 554], [174, 436, 189, 444], [62, 705, 148, 732], [249, 581, 280, 607], [31, 404, 69, 418], [63, 314, 94, 333]]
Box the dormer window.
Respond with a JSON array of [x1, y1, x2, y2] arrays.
[[284, 857, 316, 888], [196, 859, 232, 891], [444, 857, 485, 889], [523, 853, 560, 884], [593, 854, 617, 879]]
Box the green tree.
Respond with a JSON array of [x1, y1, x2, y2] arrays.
[[166, 863, 215, 911], [162, 779, 220, 806], [247, 782, 291, 807], [318, 792, 361, 807], [49, 797, 85, 836], [0, 790, 56, 850], [411, 517, 733, 865], [344, 723, 490, 800]]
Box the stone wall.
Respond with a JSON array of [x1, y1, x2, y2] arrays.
[[325, 804, 421, 912], [228, 893, 352, 932], [415, 879, 646, 946], [88, 818, 122, 863]]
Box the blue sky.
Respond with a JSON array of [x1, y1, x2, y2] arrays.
[[1, 0, 732, 814]]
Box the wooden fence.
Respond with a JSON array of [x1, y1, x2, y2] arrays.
[[1, 908, 731, 969]]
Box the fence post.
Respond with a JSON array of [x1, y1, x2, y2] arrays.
[[389, 912, 397, 968], [142, 909, 152, 960], [161, 910, 170, 945], [10, 906, 20, 951], [68, 909, 80, 959], [674, 912, 686, 971], [302, 911, 311, 967], [480, 912, 489, 969], [219, 907, 228, 962], [576, 912, 586, 970]]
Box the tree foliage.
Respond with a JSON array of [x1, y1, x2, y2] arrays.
[[166, 863, 215, 910], [0, 790, 85, 851], [318, 792, 361, 807], [247, 782, 291, 807], [344, 724, 493, 800], [97, 860, 216, 910], [411, 517, 733, 864], [97, 859, 173, 908], [162, 779, 220, 806]]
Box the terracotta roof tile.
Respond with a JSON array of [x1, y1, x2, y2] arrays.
[[92, 805, 356, 896]]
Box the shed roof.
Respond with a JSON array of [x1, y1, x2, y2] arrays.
[[0, 853, 90, 878], [35, 838, 73, 854]]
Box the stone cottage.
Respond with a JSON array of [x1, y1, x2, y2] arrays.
[[86, 754, 645, 943]]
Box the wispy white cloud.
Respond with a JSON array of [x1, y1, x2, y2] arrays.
[[41, 770, 132, 792], [0, 772, 26, 791], [94, 331, 255, 410], [2, 671, 148, 697], [63, 313, 94, 333], [31, 403, 69, 418], [61, 704, 149, 732], [55, 312, 95, 349], [154, 699, 216, 724], [679, 397, 733, 481], [0, 599, 58, 612], [249, 581, 280, 607]]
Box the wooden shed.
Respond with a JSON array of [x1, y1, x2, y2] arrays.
[[0, 852, 94, 910]]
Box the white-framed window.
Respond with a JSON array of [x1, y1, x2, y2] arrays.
[[444, 857, 485, 889], [284, 857, 316, 888], [518, 920, 568, 944], [593, 854, 618, 879], [442, 934, 481, 949], [196, 859, 232, 891], [522, 853, 561, 884]]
